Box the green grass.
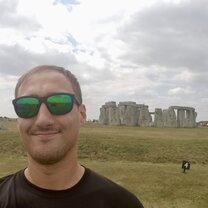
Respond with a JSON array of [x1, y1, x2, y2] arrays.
[[0, 121, 208, 208], [78, 124, 208, 164], [82, 160, 208, 208]]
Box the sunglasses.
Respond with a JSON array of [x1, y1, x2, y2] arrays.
[[12, 93, 79, 118]]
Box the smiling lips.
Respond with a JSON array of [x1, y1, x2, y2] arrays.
[[33, 131, 60, 136], [32, 130, 61, 141]]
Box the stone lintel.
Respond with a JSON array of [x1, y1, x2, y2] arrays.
[[118, 101, 137, 106], [170, 106, 195, 111]]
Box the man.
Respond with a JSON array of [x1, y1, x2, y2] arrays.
[[0, 65, 144, 207]]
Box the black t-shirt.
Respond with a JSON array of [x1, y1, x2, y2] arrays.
[[0, 167, 144, 208]]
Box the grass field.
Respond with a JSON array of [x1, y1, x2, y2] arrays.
[[0, 120, 208, 207]]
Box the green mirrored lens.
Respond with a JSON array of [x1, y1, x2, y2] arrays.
[[47, 94, 73, 115], [16, 97, 39, 118]]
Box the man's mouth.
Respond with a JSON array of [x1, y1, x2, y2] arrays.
[[30, 130, 61, 141], [32, 131, 60, 136]]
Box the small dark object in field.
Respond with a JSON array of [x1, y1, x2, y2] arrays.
[[182, 160, 190, 173]]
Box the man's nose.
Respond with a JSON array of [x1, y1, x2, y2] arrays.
[[34, 103, 54, 125]]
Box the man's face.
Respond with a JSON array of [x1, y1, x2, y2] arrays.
[[16, 70, 86, 165]]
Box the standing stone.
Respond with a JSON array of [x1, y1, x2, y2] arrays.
[[168, 106, 197, 128], [99, 105, 108, 124], [118, 102, 137, 125], [154, 108, 163, 127], [99, 103, 197, 128], [99, 101, 119, 125], [162, 109, 169, 127], [167, 107, 177, 127], [126, 103, 137, 126], [177, 109, 185, 127], [137, 104, 151, 127], [118, 104, 126, 125], [107, 102, 120, 125]]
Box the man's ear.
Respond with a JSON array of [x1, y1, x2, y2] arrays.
[[79, 104, 86, 124]]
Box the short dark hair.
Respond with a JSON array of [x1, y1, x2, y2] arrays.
[[15, 65, 82, 104]]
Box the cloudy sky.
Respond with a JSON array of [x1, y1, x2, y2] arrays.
[[0, 0, 208, 121]]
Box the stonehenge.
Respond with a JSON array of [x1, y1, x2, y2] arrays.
[[99, 102, 197, 128]]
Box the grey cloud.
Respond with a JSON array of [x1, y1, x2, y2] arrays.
[[0, 44, 77, 75], [0, 0, 18, 16], [74, 63, 117, 86], [117, 0, 208, 72], [0, 0, 41, 31]]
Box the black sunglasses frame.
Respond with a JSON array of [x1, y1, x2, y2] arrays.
[[12, 93, 80, 118]]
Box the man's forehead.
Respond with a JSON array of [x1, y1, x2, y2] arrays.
[[17, 71, 73, 96]]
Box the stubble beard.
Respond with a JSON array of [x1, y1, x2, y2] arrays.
[[27, 140, 77, 165]]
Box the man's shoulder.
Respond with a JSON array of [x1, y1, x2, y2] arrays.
[[0, 173, 15, 202], [0, 170, 23, 189], [0, 174, 14, 185], [87, 168, 133, 193], [87, 168, 127, 191], [85, 168, 144, 208]]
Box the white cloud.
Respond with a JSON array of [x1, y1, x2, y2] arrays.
[[0, 74, 18, 89], [168, 87, 192, 96], [173, 68, 195, 82], [0, 0, 208, 121]]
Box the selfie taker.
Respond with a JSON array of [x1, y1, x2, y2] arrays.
[[0, 65, 144, 208]]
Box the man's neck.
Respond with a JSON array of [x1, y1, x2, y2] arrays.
[[24, 155, 85, 190]]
